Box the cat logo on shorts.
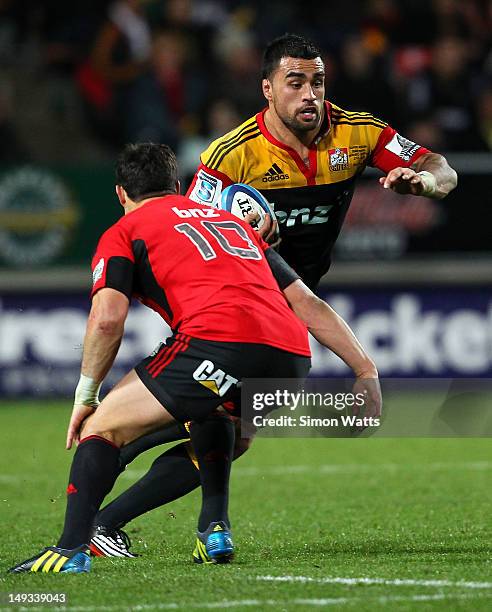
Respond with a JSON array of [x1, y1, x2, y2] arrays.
[[192, 360, 238, 396]]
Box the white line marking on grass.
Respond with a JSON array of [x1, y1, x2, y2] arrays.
[[0, 475, 24, 483], [1, 592, 490, 612], [3, 461, 490, 484], [257, 575, 492, 590], [121, 460, 492, 480], [296, 593, 492, 605]]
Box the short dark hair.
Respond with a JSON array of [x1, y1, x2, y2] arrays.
[[115, 143, 178, 201], [262, 33, 322, 79]]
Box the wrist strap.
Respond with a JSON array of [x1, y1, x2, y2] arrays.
[[74, 374, 102, 408], [417, 171, 437, 197]]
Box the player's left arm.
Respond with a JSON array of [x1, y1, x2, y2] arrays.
[[285, 279, 381, 419], [370, 125, 458, 199], [264, 248, 381, 418], [380, 152, 458, 199], [283, 280, 378, 380]]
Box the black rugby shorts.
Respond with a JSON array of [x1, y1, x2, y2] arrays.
[[135, 332, 310, 423]]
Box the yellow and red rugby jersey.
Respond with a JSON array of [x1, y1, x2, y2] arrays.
[[186, 101, 430, 289]]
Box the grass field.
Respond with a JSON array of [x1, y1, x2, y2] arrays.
[[0, 401, 491, 611]]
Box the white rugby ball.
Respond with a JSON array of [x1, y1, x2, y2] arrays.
[[220, 184, 276, 231]]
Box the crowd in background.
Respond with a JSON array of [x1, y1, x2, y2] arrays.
[[0, 0, 491, 177]]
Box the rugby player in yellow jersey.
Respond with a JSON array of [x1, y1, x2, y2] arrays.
[[187, 34, 457, 289], [88, 34, 457, 558]]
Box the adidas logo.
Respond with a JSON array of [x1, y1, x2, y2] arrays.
[[262, 163, 289, 182]]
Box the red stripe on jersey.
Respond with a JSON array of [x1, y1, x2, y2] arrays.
[[158, 335, 191, 375], [151, 334, 191, 378], [307, 148, 318, 186], [147, 344, 170, 374], [147, 333, 184, 375], [148, 344, 176, 376], [151, 336, 189, 378], [256, 105, 328, 186]]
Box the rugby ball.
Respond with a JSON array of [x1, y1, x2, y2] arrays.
[[220, 184, 276, 231]]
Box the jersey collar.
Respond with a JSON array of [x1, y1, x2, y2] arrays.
[[256, 100, 331, 149], [255, 101, 331, 186]]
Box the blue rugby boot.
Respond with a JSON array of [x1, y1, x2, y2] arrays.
[[192, 521, 234, 564], [8, 544, 91, 574]]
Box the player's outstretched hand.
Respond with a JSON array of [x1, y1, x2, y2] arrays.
[[379, 167, 430, 196], [244, 212, 280, 245], [66, 404, 96, 450], [351, 376, 382, 433]]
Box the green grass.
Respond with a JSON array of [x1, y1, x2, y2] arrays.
[[0, 401, 491, 611]]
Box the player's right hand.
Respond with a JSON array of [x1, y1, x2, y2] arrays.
[[244, 212, 280, 245], [66, 404, 96, 450], [258, 213, 279, 244], [351, 376, 382, 432]]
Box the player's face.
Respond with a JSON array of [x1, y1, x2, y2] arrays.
[[265, 56, 325, 134]]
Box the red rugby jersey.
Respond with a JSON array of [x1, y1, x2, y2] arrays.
[[91, 195, 310, 357]]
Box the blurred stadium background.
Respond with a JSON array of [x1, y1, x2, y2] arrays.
[[1, 3, 492, 608], [0, 0, 491, 396]]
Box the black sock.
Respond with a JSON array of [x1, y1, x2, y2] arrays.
[[189, 413, 235, 532], [57, 436, 120, 549], [95, 442, 200, 529], [119, 422, 189, 469]]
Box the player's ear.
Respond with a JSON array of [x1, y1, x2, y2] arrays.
[[262, 78, 273, 102], [115, 185, 126, 207], [175, 180, 181, 195]]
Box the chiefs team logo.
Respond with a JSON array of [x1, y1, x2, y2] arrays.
[[329, 147, 349, 171]]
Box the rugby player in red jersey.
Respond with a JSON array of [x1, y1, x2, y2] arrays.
[[86, 33, 457, 559], [10, 143, 380, 572]]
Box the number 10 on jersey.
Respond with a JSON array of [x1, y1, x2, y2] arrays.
[[175, 220, 262, 261]]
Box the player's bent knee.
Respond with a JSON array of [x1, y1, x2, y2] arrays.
[[81, 427, 120, 447], [80, 416, 122, 447]]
